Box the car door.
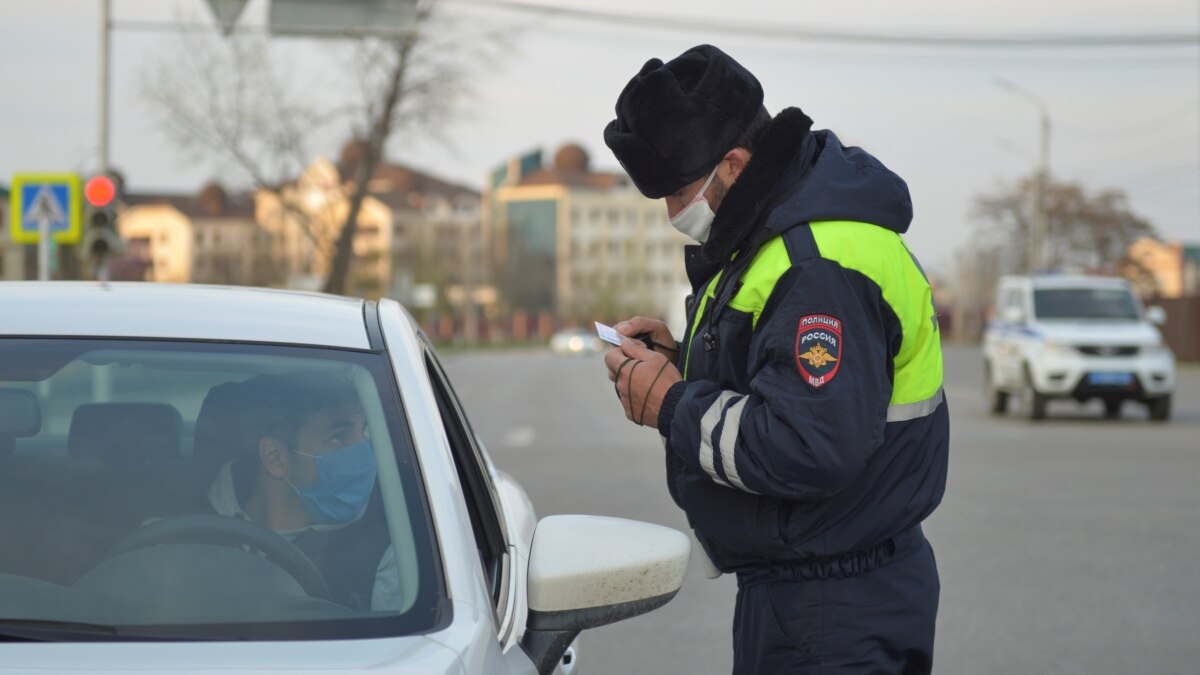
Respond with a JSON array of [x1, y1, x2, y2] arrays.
[[421, 343, 537, 675], [995, 287, 1028, 387]]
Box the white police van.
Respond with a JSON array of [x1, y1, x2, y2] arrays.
[[983, 275, 1175, 421]]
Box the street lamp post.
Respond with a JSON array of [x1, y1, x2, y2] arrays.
[[995, 77, 1051, 273], [98, 0, 110, 175]]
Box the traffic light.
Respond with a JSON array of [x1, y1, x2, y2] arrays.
[[81, 174, 124, 280]]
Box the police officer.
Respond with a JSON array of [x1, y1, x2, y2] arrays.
[[601, 45, 949, 674]]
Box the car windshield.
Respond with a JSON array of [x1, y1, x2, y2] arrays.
[[1033, 288, 1141, 321], [0, 338, 442, 641]]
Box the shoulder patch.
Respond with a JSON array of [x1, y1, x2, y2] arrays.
[[795, 314, 842, 389]]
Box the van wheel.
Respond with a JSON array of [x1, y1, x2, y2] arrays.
[[985, 363, 1008, 415], [1148, 396, 1172, 422], [1023, 365, 1048, 421], [1103, 399, 1122, 419]]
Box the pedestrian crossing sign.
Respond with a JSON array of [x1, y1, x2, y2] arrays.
[[8, 173, 82, 245]]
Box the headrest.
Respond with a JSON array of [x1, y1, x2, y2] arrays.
[[0, 389, 41, 438], [192, 379, 269, 476], [68, 403, 183, 462]]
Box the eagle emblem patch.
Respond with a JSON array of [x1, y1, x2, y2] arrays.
[[795, 314, 842, 389]]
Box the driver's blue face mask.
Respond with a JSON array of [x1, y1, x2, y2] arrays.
[[288, 439, 378, 525]]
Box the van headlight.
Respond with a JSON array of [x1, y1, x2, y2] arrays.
[[1041, 340, 1075, 356], [1143, 343, 1174, 358]]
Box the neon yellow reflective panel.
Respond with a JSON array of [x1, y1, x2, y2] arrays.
[[729, 236, 792, 330], [809, 220, 943, 405], [683, 238, 789, 378]]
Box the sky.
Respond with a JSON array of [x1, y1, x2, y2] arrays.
[[2, 0, 1199, 276]]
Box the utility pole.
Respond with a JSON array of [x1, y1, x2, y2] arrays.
[[80, 0, 113, 283], [996, 77, 1051, 273], [98, 0, 110, 174]]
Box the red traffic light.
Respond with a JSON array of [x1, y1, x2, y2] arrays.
[[84, 175, 116, 207]]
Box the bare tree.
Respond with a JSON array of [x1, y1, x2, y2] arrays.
[[141, 1, 507, 295], [971, 173, 1156, 274], [945, 239, 1006, 341]]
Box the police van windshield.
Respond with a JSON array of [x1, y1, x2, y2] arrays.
[[0, 338, 442, 641], [1033, 288, 1140, 321]]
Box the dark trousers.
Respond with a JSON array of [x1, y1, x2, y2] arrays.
[[732, 539, 940, 674]]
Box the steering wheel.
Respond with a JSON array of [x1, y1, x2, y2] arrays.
[[102, 514, 331, 601]]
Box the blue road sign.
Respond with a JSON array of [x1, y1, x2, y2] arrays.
[[9, 173, 82, 245]]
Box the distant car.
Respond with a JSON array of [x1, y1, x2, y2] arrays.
[[0, 282, 689, 674], [982, 275, 1175, 421], [549, 328, 605, 355]]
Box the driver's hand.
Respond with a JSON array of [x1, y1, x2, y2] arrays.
[[615, 316, 678, 357]]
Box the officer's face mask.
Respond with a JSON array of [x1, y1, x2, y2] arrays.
[[288, 439, 377, 525], [669, 164, 720, 243]]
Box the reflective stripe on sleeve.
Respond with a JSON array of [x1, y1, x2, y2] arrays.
[[717, 396, 755, 493], [698, 391, 736, 488], [886, 388, 944, 422]]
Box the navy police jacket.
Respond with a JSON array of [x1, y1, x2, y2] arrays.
[[655, 110, 950, 576]]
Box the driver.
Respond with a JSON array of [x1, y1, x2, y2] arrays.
[[205, 371, 401, 611]]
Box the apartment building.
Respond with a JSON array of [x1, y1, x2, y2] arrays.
[[486, 143, 691, 331], [119, 184, 273, 285], [1125, 236, 1200, 298]]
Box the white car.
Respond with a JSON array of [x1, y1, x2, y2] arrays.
[[983, 275, 1175, 421], [548, 329, 605, 356], [0, 282, 689, 673]]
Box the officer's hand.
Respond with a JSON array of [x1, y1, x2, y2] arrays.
[[604, 338, 682, 429], [615, 316, 679, 357]]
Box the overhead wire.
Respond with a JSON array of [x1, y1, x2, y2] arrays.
[[1123, 160, 1200, 192], [465, 15, 1200, 69], [445, 0, 1200, 50], [1058, 100, 1200, 139]]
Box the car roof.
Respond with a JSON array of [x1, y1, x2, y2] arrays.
[[1031, 275, 1129, 289], [1001, 274, 1130, 290], [0, 282, 371, 349]]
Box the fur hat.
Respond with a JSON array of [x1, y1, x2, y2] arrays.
[[603, 44, 765, 199]]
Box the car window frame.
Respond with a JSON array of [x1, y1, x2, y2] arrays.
[[419, 340, 515, 636], [0, 337, 450, 641]]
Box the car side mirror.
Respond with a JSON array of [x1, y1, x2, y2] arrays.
[[1003, 306, 1026, 324], [521, 515, 690, 675], [1146, 306, 1167, 326]]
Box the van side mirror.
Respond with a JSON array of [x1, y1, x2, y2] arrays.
[[521, 515, 690, 674], [1146, 306, 1167, 326], [1003, 306, 1025, 324]]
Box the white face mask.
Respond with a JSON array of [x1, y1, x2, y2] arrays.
[[669, 165, 720, 243]]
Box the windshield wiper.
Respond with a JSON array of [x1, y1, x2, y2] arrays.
[[0, 618, 120, 642]]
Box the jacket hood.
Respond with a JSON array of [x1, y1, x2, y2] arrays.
[[699, 107, 912, 262], [765, 129, 913, 236]]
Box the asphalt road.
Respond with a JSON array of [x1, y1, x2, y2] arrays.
[[442, 344, 1200, 674]]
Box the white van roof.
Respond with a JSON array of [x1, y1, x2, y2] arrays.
[[1000, 274, 1130, 290]]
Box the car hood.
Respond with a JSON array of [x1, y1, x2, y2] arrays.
[[0, 635, 465, 674], [1033, 320, 1161, 346]]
